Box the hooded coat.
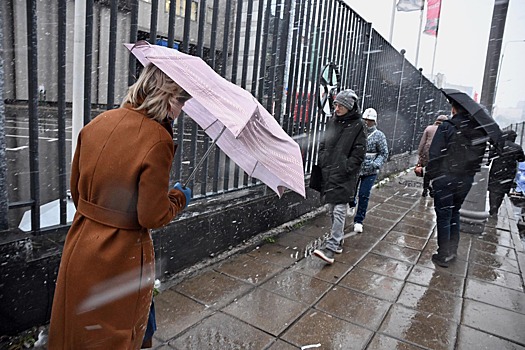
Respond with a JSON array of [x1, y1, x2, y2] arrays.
[[318, 110, 366, 204], [48, 105, 187, 349], [488, 139, 525, 193]]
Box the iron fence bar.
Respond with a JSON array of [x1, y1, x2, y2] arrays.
[[286, 0, 306, 136], [333, 2, 343, 69], [106, 0, 118, 110], [266, 0, 283, 114], [241, 0, 253, 90], [182, 0, 192, 53], [26, 0, 40, 232], [196, 0, 206, 57], [209, 0, 225, 192], [8, 201, 35, 210], [167, 0, 177, 48], [240, 0, 255, 187], [310, 0, 329, 166], [356, 21, 368, 95], [283, 0, 301, 135], [219, 0, 233, 192], [326, 0, 336, 62], [128, 0, 139, 85], [360, 22, 373, 108], [58, 0, 67, 225], [257, 0, 271, 103], [83, 0, 93, 125], [250, 0, 265, 97], [296, 0, 313, 139], [0, 1, 7, 230], [304, 0, 322, 171], [411, 67, 424, 152], [149, 0, 159, 44], [274, 0, 292, 125], [209, 0, 220, 68], [196, 0, 208, 195], [338, 6, 349, 88], [231, 0, 243, 188], [341, 12, 353, 88]]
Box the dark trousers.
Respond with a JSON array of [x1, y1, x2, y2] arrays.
[[423, 172, 432, 192], [432, 174, 474, 257], [489, 190, 506, 215], [350, 173, 377, 224]]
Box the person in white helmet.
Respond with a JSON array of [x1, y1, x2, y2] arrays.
[[348, 107, 388, 233]]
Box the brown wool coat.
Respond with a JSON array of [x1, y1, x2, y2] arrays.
[[48, 106, 186, 349]]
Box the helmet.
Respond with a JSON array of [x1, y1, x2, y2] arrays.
[[362, 108, 377, 122]]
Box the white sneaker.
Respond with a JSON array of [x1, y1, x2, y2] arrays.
[[347, 206, 356, 217], [353, 223, 363, 233]]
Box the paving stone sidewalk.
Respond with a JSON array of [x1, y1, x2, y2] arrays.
[[150, 171, 525, 350]]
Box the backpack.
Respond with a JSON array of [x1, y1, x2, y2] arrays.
[[443, 119, 487, 174]]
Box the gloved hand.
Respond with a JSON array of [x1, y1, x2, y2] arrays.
[[173, 182, 192, 208]]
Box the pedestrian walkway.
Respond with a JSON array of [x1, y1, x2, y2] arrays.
[[150, 170, 525, 350]]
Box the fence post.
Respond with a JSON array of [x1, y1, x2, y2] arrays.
[[0, 2, 8, 230], [391, 49, 406, 156]]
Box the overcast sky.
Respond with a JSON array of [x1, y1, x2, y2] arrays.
[[342, 0, 525, 110]]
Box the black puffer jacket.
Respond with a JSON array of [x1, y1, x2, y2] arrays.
[[488, 140, 525, 193], [318, 110, 366, 204]]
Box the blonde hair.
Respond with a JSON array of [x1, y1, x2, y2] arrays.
[[122, 64, 191, 122]]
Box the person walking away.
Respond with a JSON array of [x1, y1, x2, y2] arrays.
[[48, 64, 192, 349], [426, 102, 487, 268], [313, 89, 366, 264], [348, 108, 388, 233], [487, 129, 525, 215], [416, 115, 448, 197]]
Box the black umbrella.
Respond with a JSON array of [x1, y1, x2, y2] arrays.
[[441, 88, 502, 144]]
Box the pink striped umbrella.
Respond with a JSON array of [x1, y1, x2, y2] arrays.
[[125, 41, 305, 198]]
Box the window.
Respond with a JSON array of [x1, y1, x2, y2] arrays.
[[165, 0, 199, 21]]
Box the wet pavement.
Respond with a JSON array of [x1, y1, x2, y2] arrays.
[[150, 170, 525, 350]]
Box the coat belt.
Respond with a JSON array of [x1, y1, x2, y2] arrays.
[[77, 197, 142, 230], [366, 152, 377, 157]]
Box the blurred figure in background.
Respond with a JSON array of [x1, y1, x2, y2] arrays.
[[487, 129, 525, 215], [416, 115, 448, 197]]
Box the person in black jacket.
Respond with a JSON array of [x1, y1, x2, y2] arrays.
[[313, 89, 367, 264], [426, 101, 487, 268], [488, 129, 525, 215]]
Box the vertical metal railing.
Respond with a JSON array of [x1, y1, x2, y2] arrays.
[[3, 0, 455, 233]]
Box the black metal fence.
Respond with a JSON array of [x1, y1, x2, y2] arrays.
[[0, 0, 450, 233]]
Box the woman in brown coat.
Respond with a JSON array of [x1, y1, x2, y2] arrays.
[[48, 64, 191, 349], [417, 115, 448, 197]]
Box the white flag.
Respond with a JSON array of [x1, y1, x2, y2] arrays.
[[396, 0, 424, 11]]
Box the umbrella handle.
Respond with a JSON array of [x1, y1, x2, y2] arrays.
[[183, 125, 227, 188]]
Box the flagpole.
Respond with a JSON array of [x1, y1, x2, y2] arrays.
[[415, 3, 424, 67], [389, 0, 396, 43], [430, 0, 442, 82]]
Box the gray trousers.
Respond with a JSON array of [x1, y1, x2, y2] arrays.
[[325, 203, 347, 252]]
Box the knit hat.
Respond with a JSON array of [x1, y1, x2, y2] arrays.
[[334, 89, 358, 110], [362, 108, 377, 122]]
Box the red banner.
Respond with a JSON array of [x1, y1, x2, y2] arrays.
[[424, 0, 442, 36]]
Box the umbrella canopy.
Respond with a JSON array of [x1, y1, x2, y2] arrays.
[[126, 41, 305, 198], [441, 88, 502, 144]]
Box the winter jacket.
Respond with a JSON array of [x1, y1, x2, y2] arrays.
[[318, 110, 366, 204], [417, 124, 439, 166], [48, 105, 187, 350], [360, 125, 389, 176], [427, 112, 487, 179], [488, 140, 525, 193]]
